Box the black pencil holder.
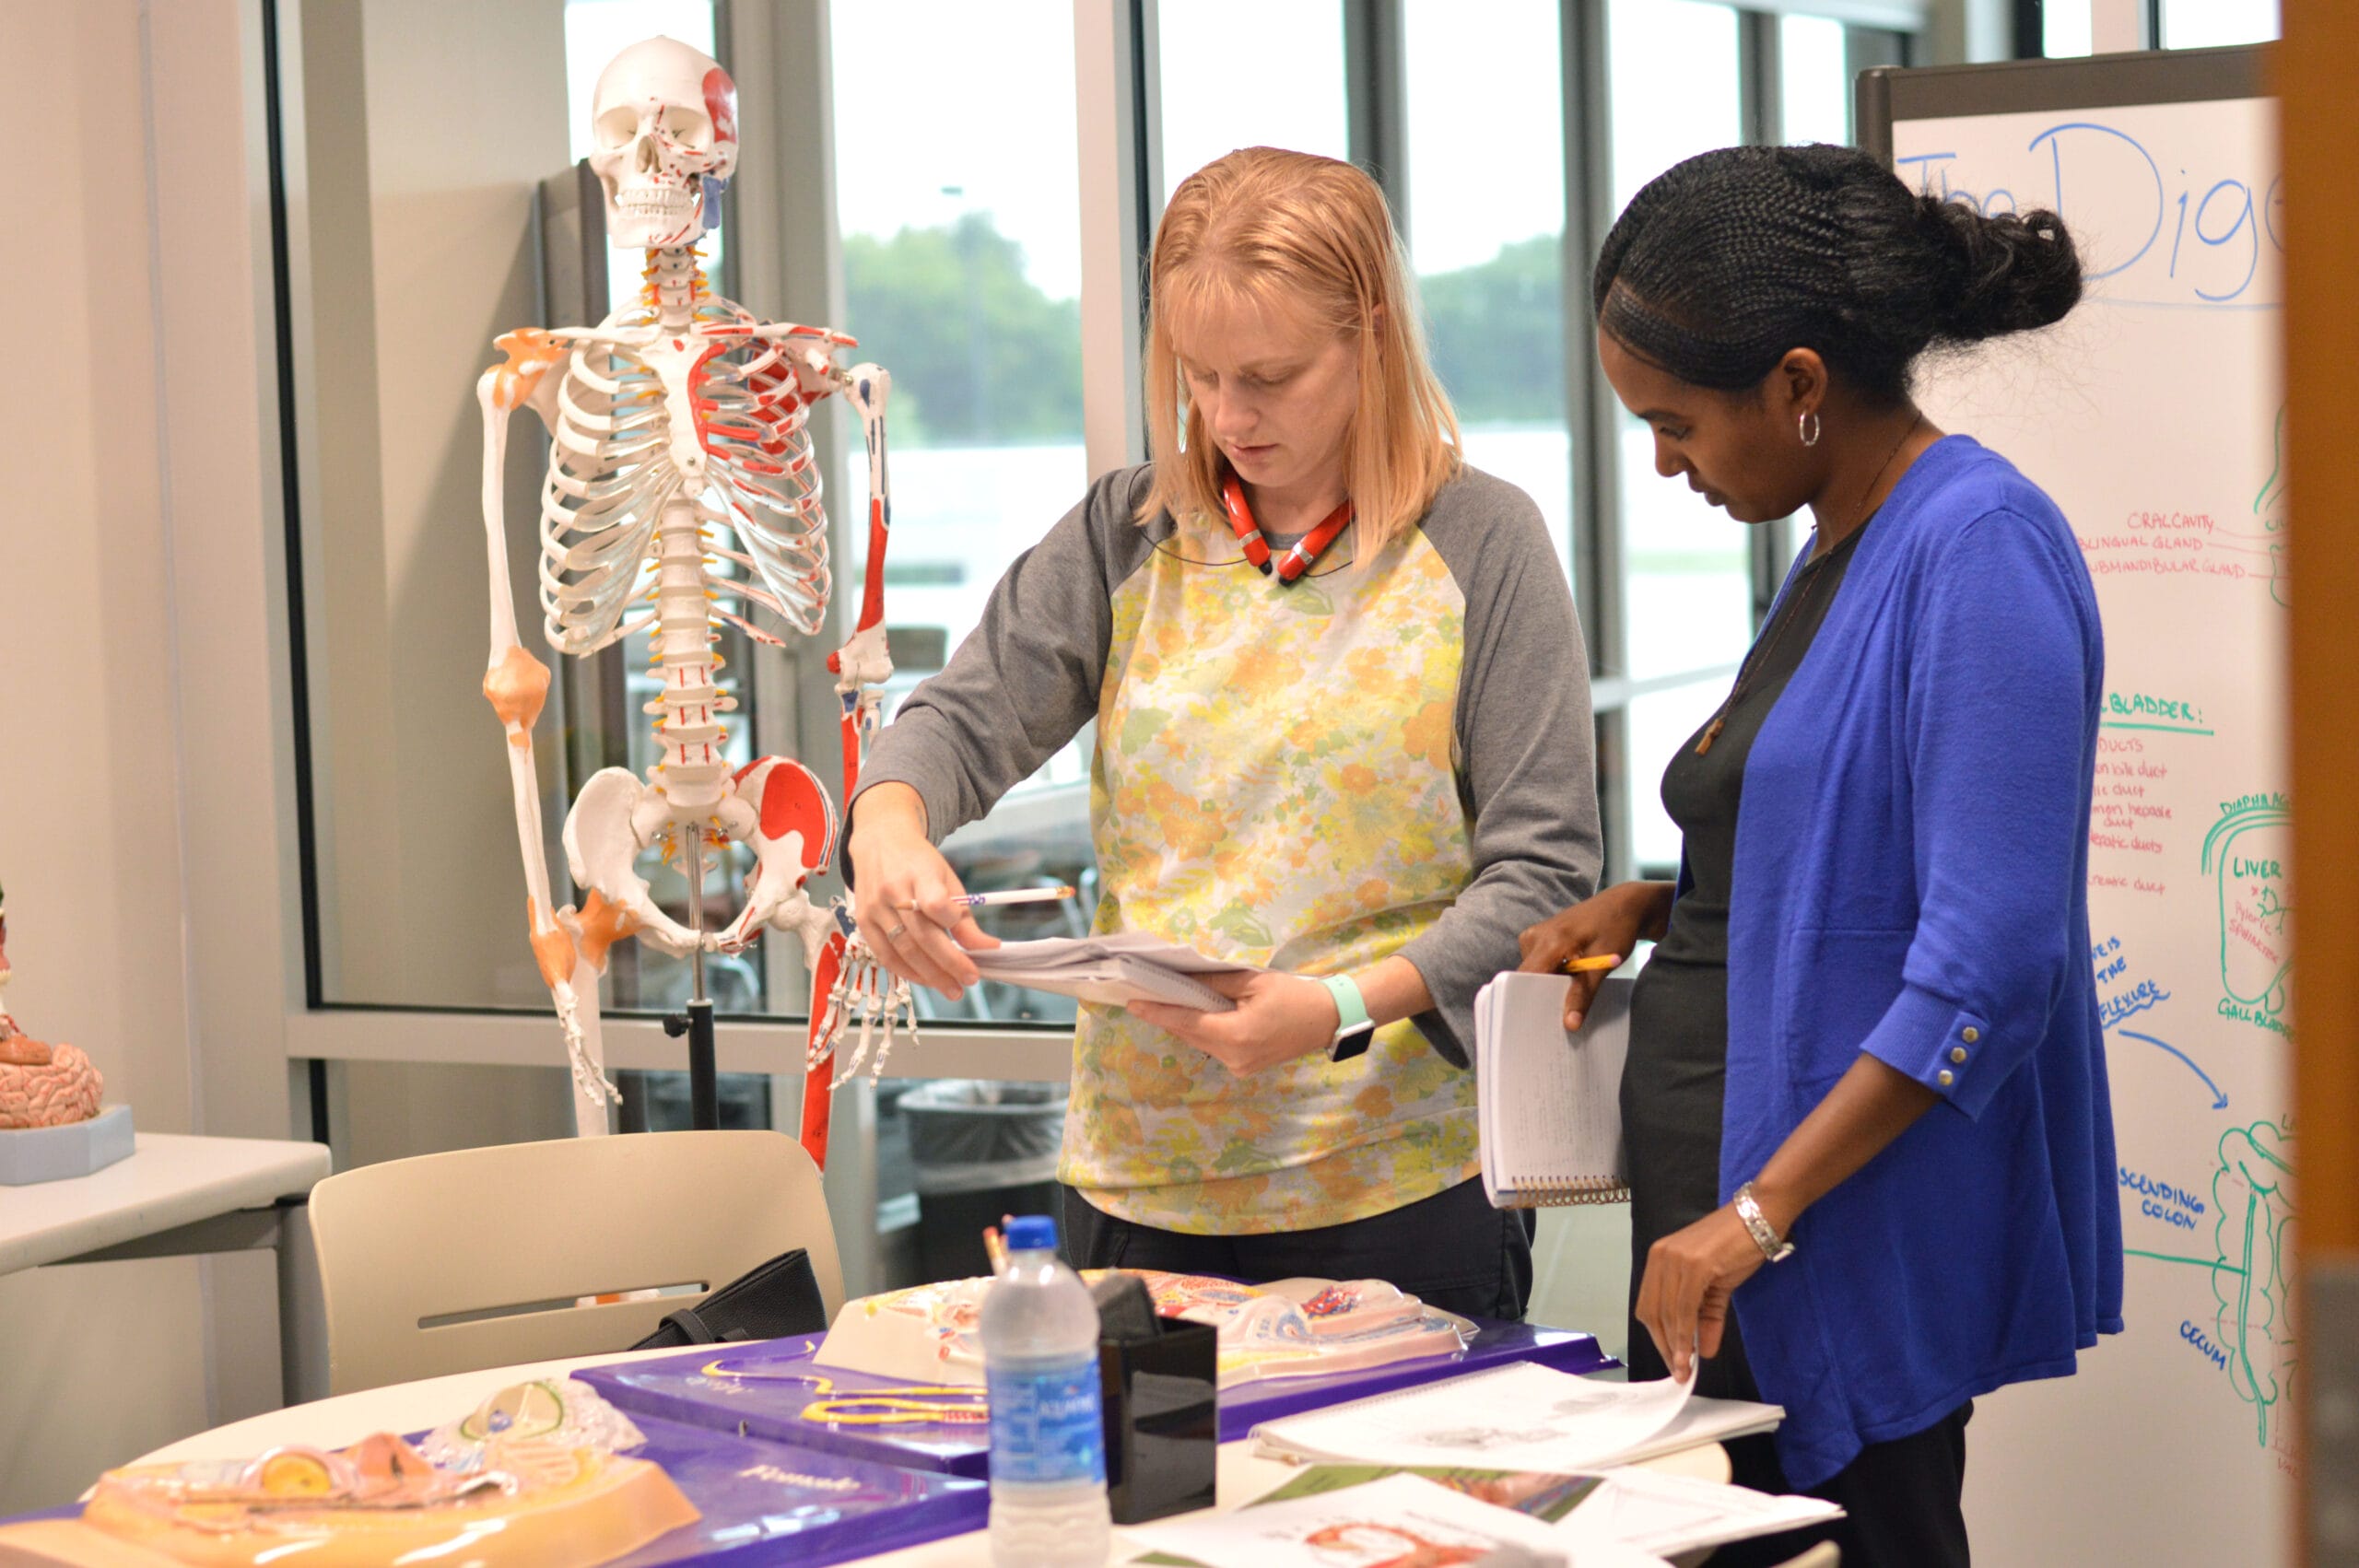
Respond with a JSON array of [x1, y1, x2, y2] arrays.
[[1097, 1315, 1219, 1525]]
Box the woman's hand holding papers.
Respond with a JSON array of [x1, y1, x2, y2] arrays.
[[1128, 970, 1336, 1075], [1637, 1054, 1942, 1382], [1131, 954, 1438, 1076], [1634, 1203, 1771, 1383], [845, 783, 998, 1000]]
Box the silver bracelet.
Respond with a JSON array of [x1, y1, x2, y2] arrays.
[[1734, 1181, 1795, 1264]]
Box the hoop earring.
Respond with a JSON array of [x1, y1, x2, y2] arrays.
[[1798, 411, 1822, 448]]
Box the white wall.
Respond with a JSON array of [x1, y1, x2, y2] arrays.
[[0, 1, 223, 1513]]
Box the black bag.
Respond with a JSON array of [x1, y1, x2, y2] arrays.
[[628, 1246, 828, 1350]]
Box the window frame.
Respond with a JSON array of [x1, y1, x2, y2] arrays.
[[264, 0, 1926, 1116]]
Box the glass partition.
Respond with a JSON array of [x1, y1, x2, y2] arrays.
[[1405, 0, 1572, 583], [829, 0, 1095, 1024], [1156, 1, 1350, 202]]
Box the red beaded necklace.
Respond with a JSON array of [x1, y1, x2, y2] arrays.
[[1220, 475, 1354, 583]]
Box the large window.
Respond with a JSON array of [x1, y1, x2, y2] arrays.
[[1156, 1, 1350, 202], [1406, 0, 1572, 581], [829, 0, 1094, 1026], [2158, 0, 2278, 45], [272, 0, 1925, 1270], [2039, 0, 2278, 54], [1604, 0, 1753, 873]]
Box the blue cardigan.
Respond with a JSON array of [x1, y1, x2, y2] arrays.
[[1712, 435, 2124, 1489]]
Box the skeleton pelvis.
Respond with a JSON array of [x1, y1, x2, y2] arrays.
[[562, 768, 700, 956], [715, 756, 839, 952], [560, 759, 839, 960]]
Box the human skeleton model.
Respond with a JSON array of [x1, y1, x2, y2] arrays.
[[474, 37, 913, 1154]]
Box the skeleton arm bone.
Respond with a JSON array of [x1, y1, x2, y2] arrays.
[[475, 368, 619, 1131], [828, 367, 896, 743]]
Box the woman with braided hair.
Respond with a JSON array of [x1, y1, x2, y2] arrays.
[[1520, 144, 2120, 1565]]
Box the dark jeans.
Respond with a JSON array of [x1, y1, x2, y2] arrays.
[[1698, 1403, 1973, 1568], [1060, 1176, 1538, 1321]]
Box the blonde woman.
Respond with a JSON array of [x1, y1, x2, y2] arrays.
[[846, 148, 1598, 1313]]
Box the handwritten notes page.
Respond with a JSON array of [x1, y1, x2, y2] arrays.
[[1896, 88, 2293, 1562], [1476, 974, 1633, 1206]]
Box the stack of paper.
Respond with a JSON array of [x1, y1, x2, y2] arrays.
[[967, 931, 1257, 1011], [1233, 1463, 1844, 1560], [1252, 1361, 1781, 1473]]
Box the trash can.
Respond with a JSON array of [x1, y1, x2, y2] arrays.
[[900, 1081, 1068, 1282]]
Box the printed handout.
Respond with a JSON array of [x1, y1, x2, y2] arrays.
[[1126, 1472, 1672, 1568]]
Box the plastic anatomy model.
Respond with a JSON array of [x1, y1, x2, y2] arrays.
[[0, 1386, 698, 1568], [0, 880, 103, 1130], [811, 1271, 1471, 1388], [473, 36, 911, 1158]]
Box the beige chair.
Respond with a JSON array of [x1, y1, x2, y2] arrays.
[[309, 1129, 843, 1395]]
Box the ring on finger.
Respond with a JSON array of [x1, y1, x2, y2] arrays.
[[882, 921, 908, 942]]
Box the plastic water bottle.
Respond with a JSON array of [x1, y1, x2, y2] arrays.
[[981, 1213, 1110, 1567]]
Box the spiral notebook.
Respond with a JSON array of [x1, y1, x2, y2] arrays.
[[1475, 971, 1633, 1208]]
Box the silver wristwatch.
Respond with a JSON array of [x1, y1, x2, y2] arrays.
[[1734, 1181, 1795, 1263]]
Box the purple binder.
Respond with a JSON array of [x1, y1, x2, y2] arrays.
[[575, 1317, 1613, 1478], [585, 1414, 986, 1566]]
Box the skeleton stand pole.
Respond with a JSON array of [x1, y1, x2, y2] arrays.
[[663, 823, 722, 1131]]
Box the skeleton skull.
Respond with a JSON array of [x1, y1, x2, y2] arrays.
[[587, 37, 739, 251]]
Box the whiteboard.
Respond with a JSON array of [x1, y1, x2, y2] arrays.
[[1867, 54, 2288, 1568]]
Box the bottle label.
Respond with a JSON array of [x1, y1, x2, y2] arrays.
[[985, 1354, 1107, 1487]]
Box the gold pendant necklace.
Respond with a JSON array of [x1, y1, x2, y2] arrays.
[[1694, 413, 1923, 757]]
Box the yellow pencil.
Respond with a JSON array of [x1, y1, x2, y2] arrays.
[[1559, 953, 1623, 974]]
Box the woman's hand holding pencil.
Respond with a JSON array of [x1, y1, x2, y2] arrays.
[[1517, 881, 1678, 1030]]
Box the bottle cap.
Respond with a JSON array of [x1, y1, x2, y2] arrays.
[[1003, 1214, 1058, 1253]]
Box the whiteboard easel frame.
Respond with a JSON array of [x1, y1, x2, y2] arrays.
[[1856, 41, 2270, 163]]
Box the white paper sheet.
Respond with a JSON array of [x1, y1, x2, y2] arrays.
[[1126, 1472, 1671, 1568], [1569, 1467, 1844, 1555], [1257, 1363, 1727, 1473], [971, 931, 1262, 975]]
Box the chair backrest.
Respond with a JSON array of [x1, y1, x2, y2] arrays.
[[309, 1129, 843, 1396]]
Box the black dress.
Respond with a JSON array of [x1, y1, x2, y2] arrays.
[[1621, 520, 1974, 1568], [1622, 521, 1863, 1396]]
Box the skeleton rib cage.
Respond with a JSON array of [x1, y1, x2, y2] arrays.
[[539, 298, 852, 656]]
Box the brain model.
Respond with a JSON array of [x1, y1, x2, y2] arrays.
[[0, 881, 102, 1129], [0, 1039, 103, 1129]]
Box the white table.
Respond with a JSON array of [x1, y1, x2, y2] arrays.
[[1, 1131, 332, 1402], [132, 1349, 1731, 1565]]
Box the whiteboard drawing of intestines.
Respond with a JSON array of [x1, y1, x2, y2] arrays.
[[2212, 1119, 2294, 1448]]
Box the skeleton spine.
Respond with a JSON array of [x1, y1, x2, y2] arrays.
[[645, 244, 733, 820], [646, 245, 705, 330]]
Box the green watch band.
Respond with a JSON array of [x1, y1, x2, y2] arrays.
[[1320, 974, 1374, 1061]]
